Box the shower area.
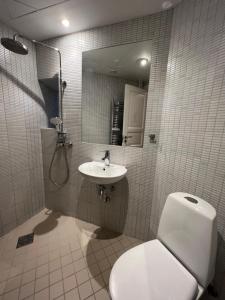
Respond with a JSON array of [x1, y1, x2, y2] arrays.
[[1, 32, 71, 189]]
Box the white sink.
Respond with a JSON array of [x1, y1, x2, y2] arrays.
[[78, 161, 127, 185]]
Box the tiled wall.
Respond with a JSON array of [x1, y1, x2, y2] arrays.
[[0, 22, 47, 236], [82, 70, 137, 144], [40, 10, 173, 240], [40, 1, 225, 295], [150, 0, 225, 298]]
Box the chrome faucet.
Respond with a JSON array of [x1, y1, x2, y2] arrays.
[[102, 150, 110, 166]]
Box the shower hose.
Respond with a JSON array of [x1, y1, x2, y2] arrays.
[[49, 143, 70, 187]]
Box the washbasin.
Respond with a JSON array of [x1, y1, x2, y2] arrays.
[[78, 161, 127, 185]]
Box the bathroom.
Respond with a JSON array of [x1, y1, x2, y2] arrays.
[[0, 0, 224, 299]]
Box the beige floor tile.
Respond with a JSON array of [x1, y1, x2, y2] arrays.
[[50, 269, 63, 285], [21, 269, 36, 285], [60, 246, 70, 257], [56, 295, 65, 300], [107, 254, 117, 267], [34, 287, 49, 300], [103, 246, 114, 257], [63, 275, 77, 293], [24, 259, 37, 273], [25, 295, 34, 300], [4, 275, 21, 293], [70, 241, 81, 252], [19, 281, 35, 299], [0, 270, 9, 283], [91, 274, 105, 293], [0, 211, 143, 300], [50, 281, 64, 300], [112, 241, 123, 252], [49, 250, 60, 262], [95, 288, 110, 300], [37, 245, 49, 257], [78, 281, 93, 300], [65, 288, 80, 300], [85, 254, 96, 266], [74, 258, 86, 273], [9, 264, 24, 278], [0, 282, 6, 295], [94, 250, 106, 262], [62, 264, 74, 279], [76, 269, 89, 286], [88, 263, 101, 278], [72, 249, 83, 262], [37, 255, 48, 267], [61, 254, 73, 267], [36, 264, 49, 278], [49, 258, 61, 272], [102, 269, 110, 285], [86, 296, 95, 300], [98, 258, 110, 272], [35, 275, 49, 293], [3, 288, 19, 300]]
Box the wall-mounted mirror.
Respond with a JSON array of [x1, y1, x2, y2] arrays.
[[82, 40, 151, 147]]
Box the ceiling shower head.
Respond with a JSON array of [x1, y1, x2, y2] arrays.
[[1, 36, 28, 55]]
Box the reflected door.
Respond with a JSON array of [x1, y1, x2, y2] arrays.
[[122, 84, 147, 147]]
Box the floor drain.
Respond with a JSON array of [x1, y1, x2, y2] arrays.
[[16, 233, 34, 249]]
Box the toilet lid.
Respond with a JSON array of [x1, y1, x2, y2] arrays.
[[109, 239, 198, 300]]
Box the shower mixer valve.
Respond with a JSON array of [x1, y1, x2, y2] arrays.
[[56, 132, 72, 146]]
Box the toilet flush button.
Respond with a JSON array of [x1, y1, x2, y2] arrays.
[[184, 196, 198, 204]]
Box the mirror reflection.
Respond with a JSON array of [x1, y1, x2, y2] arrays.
[[82, 40, 151, 147]]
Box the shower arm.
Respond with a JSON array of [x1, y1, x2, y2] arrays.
[[13, 34, 64, 132]]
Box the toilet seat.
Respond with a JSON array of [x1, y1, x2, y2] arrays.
[[109, 239, 198, 300]]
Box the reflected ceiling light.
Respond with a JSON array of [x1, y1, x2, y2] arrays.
[[162, 1, 173, 9], [136, 58, 149, 67], [61, 19, 70, 27], [109, 69, 118, 74]]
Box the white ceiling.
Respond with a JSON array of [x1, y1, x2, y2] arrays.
[[0, 0, 180, 41], [83, 41, 152, 82]]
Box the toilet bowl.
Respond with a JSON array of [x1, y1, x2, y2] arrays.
[[109, 192, 217, 300]]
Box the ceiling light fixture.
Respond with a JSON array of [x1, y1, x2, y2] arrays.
[[162, 1, 173, 10], [61, 19, 70, 27], [136, 58, 149, 67], [109, 69, 118, 74]]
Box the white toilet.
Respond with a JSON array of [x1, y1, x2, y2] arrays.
[[109, 192, 217, 300]]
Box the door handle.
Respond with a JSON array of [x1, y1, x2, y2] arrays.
[[123, 135, 132, 144]]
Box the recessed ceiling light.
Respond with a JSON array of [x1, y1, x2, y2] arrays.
[[162, 1, 173, 10], [109, 69, 118, 74], [136, 58, 149, 67], [61, 19, 70, 27]]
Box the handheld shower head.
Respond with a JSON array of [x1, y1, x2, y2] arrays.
[[50, 117, 63, 132], [1, 34, 28, 55]]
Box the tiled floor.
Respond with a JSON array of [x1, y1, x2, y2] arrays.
[[0, 210, 142, 300]]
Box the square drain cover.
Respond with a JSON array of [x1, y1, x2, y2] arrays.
[[16, 233, 34, 249]]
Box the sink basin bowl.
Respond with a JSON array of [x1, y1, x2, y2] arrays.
[[78, 161, 127, 185]]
